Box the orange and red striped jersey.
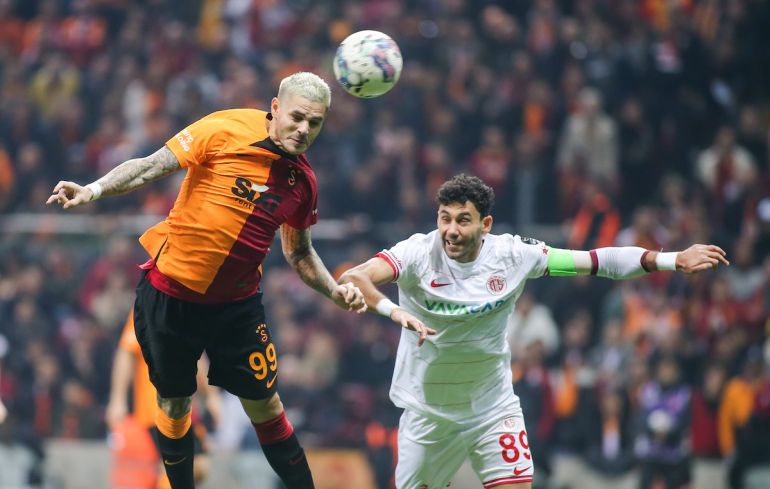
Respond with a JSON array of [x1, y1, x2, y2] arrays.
[[139, 109, 318, 303]]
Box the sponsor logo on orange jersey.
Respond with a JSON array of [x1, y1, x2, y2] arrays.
[[175, 130, 194, 152], [231, 177, 283, 212]]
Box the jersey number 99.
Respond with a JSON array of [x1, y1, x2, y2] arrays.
[[249, 343, 277, 381]]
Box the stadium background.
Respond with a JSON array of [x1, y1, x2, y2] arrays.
[[1, 0, 769, 488]]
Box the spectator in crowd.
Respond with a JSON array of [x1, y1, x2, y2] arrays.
[[557, 87, 618, 213], [507, 291, 560, 361], [691, 363, 728, 489], [582, 388, 636, 487], [567, 181, 620, 250], [720, 350, 770, 489], [636, 356, 692, 489], [512, 341, 556, 483], [695, 126, 757, 236]]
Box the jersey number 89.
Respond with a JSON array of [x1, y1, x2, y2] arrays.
[[499, 431, 531, 463]]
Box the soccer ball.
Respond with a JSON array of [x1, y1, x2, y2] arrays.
[[333, 30, 403, 98]]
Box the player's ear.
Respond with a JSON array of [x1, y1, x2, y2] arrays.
[[271, 97, 280, 115], [482, 215, 493, 233]]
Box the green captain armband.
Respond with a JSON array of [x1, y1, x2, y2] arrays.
[[546, 247, 577, 276]]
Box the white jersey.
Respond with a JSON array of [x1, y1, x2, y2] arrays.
[[377, 230, 549, 422]]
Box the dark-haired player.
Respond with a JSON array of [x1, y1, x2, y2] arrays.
[[341, 174, 728, 489]]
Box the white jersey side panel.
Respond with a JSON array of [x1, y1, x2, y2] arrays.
[[378, 231, 549, 421]]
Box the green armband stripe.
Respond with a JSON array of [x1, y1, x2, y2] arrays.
[[546, 247, 577, 276]]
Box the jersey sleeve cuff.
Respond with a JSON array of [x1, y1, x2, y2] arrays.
[[375, 251, 400, 281], [164, 141, 192, 168]]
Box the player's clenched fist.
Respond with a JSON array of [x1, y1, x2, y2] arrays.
[[675, 244, 730, 273], [332, 282, 367, 313], [46, 181, 95, 209]]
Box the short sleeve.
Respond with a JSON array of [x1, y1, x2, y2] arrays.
[[513, 235, 550, 279], [376, 234, 425, 284], [285, 172, 318, 229], [165, 114, 227, 168]]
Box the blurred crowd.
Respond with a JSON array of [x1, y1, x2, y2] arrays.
[[1, 0, 770, 488]]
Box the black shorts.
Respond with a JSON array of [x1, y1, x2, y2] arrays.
[[134, 275, 278, 400]]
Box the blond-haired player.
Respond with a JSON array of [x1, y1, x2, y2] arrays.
[[48, 72, 367, 489]]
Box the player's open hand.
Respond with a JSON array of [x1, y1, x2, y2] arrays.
[[676, 244, 730, 273], [390, 309, 436, 346], [46, 181, 94, 209], [332, 282, 367, 313]]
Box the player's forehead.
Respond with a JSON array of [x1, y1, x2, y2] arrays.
[[281, 95, 327, 120], [437, 201, 481, 219]]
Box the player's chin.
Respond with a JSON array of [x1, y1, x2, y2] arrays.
[[286, 139, 308, 154], [443, 244, 463, 258]]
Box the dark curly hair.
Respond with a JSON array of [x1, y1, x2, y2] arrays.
[[436, 174, 495, 217]]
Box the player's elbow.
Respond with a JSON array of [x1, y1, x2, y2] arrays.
[[282, 243, 311, 266]]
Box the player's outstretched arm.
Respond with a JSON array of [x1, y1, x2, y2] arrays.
[[340, 258, 436, 346], [280, 223, 367, 313], [46, 146, 181, 209], [545, 244, 729, 279]]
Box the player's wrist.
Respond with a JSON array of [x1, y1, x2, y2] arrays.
[[375, 298, 398, 318], [85, 182, 103, 201], [655, 251, 678, 271]]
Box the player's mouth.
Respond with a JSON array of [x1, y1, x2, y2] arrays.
[[445, 239, 462, 251]]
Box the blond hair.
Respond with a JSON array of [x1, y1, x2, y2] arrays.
[[278, 72, 331, 108]]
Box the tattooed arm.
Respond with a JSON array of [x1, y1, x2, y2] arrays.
[[46, 146, 181, 209], [280, 223, 367, 312]]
